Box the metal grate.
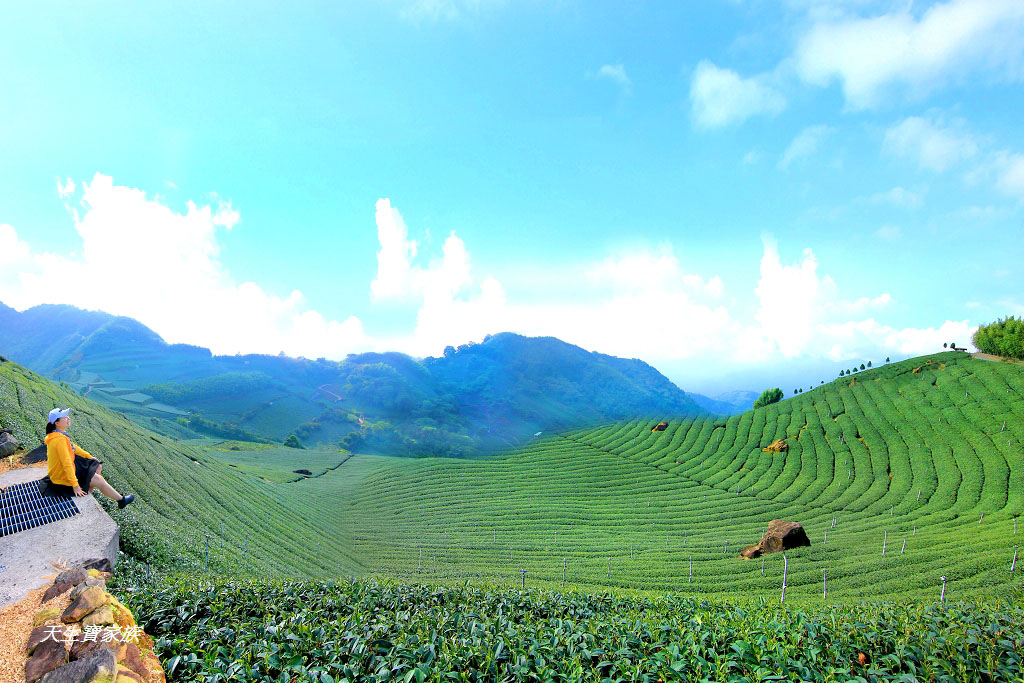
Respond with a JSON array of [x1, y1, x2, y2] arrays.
[[0, 480, 80, 537]]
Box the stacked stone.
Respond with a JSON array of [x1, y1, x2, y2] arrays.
[[24, 559, 164, 683]]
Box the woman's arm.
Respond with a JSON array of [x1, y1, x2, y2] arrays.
[[74, 443, 94, 459]]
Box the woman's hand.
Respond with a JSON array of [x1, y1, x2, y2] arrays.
[[73, 486, 86, 496]]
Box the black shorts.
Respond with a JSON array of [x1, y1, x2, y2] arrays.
[[41, 455, 101, 496]]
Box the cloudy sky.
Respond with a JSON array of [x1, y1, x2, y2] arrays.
[[1, 1, 1022, 394]]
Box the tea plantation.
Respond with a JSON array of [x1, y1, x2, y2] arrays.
[[3, 351, 1023, 681]]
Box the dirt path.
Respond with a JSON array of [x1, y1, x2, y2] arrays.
[[971, 352, 1024, 364]]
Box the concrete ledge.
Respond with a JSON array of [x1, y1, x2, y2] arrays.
[[0, 468, 118, 609]]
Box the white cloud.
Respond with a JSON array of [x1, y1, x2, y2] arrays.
[[55, 178, 75, 199], [591, 64, 632, 96], [778, 125, 831, 169], [993, 152, 1024, 199], [371, 198, 420, 300], [795, 0, 1024, 108], [689, 60, 786, 129], [398, 0, 503, 22], [742, 149, 760, 165], [1, 174, 367, 359], [875, 225, 903, 241], [0, 179, 980, 384], [870, 187, 924, 208], [883, 115, 978, 172]]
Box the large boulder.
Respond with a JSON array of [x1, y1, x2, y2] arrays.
[[61, 586, 108, 623], [39, 648, 117, 683], [739, 520, 811, 560], [25, 639, 68, 683], [0, 429, 20, 458]]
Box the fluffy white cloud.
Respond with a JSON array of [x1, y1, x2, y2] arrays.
[[591, 64, 632, 96], [795, 0, 1024, 108], [689, 61, 786, 129], [0, 179, 978, 386], [883, 115, 978, 172], [1, 174, 367, 359], [778, 125, 831, 169], [371, 198, 420, 300]]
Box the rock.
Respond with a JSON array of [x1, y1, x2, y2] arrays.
[[70, 628, 126, 662], [62, 586, 108, 623], [123, 644, 145, 676], [762, 439, 788, 453], [0, 431, 20, 458], [81, 605, 115, 627], [738, 520, 811, 560], [35, 607, 62, 626], [39, 649, 117, 683], [27, 625, 69, 657], [117, 666, 145, 683], [80, 558, 113, 573], [140, 651, 166, 683], [55, 568, 88, 588], [739, 544, 763, 559], [43, 582, 75, 603], [25, 639, 69, 683], [110, 596, 136, 628], [293, 469, 313, 475], [70, 578, 106, 601], [21, 443, 49, 464]]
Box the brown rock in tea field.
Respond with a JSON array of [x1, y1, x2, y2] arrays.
[[739, 520, 811, 559]]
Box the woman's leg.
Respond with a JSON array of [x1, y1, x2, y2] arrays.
[[88, 473, 123, 501]]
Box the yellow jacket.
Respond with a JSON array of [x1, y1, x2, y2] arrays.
[[45, 431, 94, 487]]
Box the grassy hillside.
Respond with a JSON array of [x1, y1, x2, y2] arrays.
[[310, 351, 1023, 601], [5, 350, 1024, 679], [3, 351, 1021, 601], [0, 358, 362, 577]]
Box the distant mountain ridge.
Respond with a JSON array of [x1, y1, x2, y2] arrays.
[[0, 303, 708, 455]]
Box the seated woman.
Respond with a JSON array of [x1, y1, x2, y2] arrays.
[[42, 407, 135, 508]]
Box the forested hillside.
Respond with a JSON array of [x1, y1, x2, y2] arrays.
[[0, 304, 706, 455]]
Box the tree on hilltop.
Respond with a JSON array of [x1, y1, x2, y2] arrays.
[[753, 387, 783, 409], [973, 316, 1024, 360], [283, 434, 305, 449]]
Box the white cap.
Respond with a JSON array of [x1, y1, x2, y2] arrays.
[[48, 407, 71, 423]]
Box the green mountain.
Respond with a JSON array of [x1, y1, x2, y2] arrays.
[[0, 304, 705, 455]]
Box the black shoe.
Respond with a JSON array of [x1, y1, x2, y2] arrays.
[[117, 493, 135, 509]]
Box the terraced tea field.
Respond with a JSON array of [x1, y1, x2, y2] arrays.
[[0, 360, 364, 577], [283, 351, 1023, 601], [3, 351, 1022, 603]]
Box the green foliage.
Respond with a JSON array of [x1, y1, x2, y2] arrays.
[[973, 316, 1024, 359], [283, 433, 304, 449], [124, 578, 1024, 683], [142, 371, 274, 404], [753, 387, 783, 408], [178, 413, 273, 444]]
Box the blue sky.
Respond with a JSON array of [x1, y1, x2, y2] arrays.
[[1, 0, 1022, 394]]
